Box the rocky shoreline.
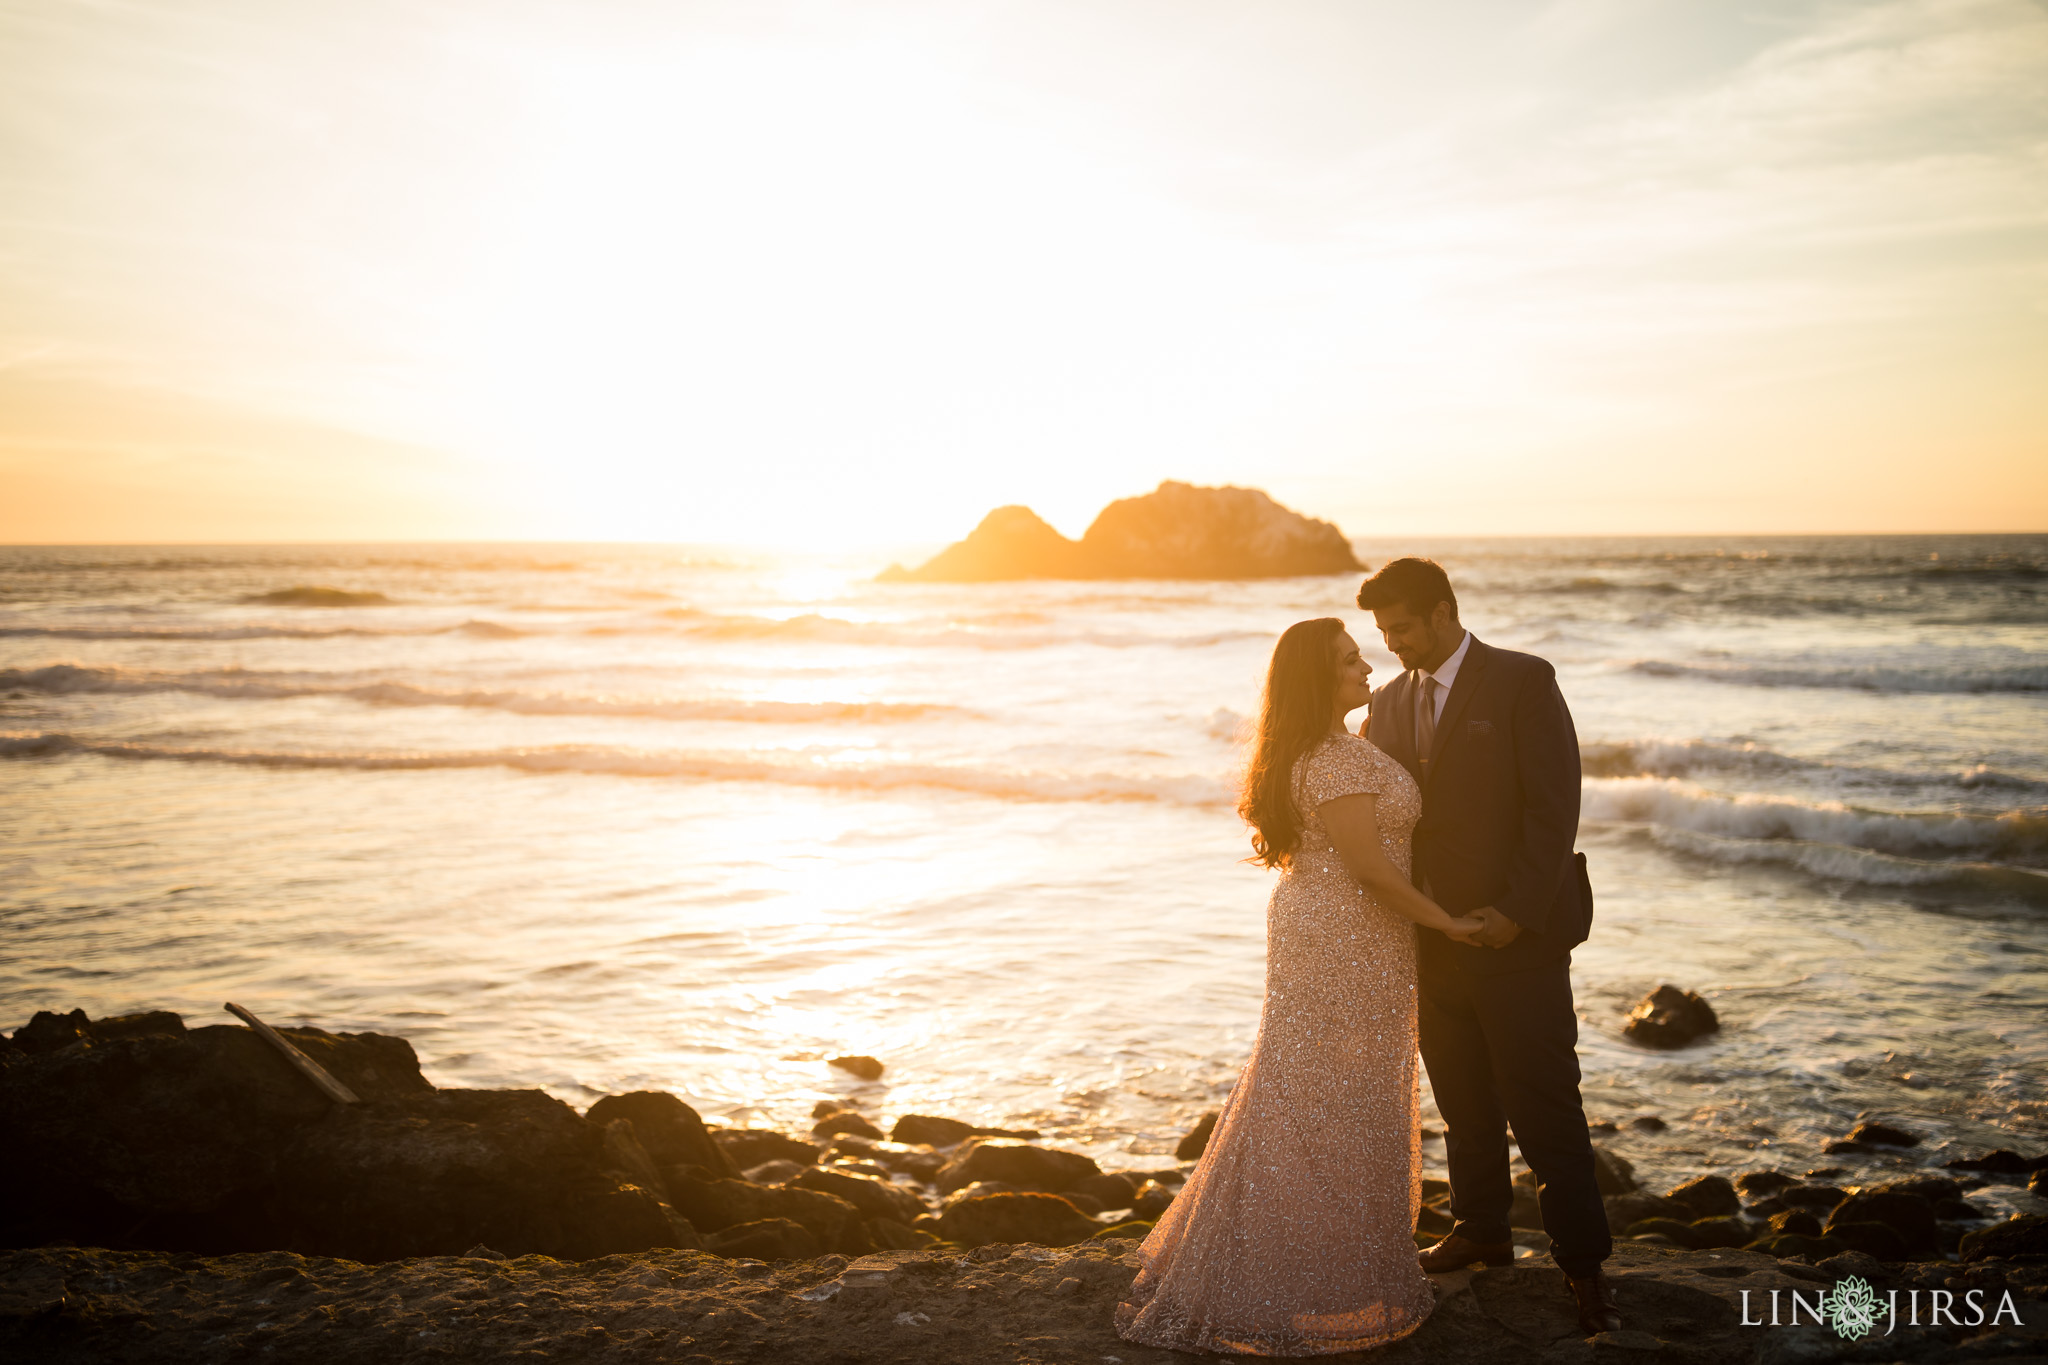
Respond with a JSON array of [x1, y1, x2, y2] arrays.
[[5, 1007, 2047, 1362]]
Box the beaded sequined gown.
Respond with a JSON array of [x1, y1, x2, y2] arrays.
[[1116, 733, 1436, 1356]]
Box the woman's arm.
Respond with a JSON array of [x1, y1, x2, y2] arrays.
[[1319, 792, 1484, 943]]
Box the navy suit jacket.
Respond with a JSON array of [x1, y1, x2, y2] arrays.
[[1363, 635, 1592, 979]]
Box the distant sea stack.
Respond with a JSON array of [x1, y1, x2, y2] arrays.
[[879, 482, 1363, 582]]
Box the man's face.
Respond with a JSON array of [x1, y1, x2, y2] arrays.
[[1370, 601, 1451, 672]]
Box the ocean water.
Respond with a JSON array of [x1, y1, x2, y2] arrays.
[[3, 536, 2045, 1209]]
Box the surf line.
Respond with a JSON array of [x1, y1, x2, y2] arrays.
[[1739, 1286, 2024, 1333]]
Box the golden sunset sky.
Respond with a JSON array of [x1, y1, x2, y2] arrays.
[[3, 0, 2045, 546]]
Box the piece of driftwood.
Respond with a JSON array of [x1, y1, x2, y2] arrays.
[[223, 1001, 361, 1105]]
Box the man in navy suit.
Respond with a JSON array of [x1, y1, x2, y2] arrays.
[[1356, 557, 1618, 1336]]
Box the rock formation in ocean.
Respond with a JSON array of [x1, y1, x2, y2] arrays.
[[878, 481, 1363, 582]]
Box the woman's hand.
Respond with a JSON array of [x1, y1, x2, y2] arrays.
[[1442, 913, 1486, 945]]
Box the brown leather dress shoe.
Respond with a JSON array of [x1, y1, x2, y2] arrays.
[[1564, 1270, 1623, 1335], [1416, 1233, 1514, 1273]]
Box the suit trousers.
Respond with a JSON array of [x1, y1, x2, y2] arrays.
[[1417, 958, 1613, 1277]]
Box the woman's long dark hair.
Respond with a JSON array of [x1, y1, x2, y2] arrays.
[[1239, 617, 1345, 869]]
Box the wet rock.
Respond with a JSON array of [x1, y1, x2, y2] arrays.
[[1778, 1183, 1848, 1212], [1062, 1190, 1107, 1215], [278, 1088, 698, 1260], [1131, 1181, 1176, 1220], [1936, 1197, 1992, 1220], [1092, 1219, 1154, 1241], [1686, 1216, 1755, 1250], [791, 1166, 926, 1224], [1591, 1145, 1638, 1195], [599, 1117, 669, 1196], [1175, 1111, 1219, 1162], [0, 1009, 430, 1252], [1621, 985, 1719, 1049], [1629, 1116, 1668, 1132], [1760, 1233, 1845, 1260], [1068, 1172, 1137, 1210], [811, 1111, 884, 1141], [827, 1055, 884, 1081], [1736, 1170, 1795, 1199], [1825, 1185, 1939, 1259], [944, 1180, 1025, 1207], [890, 1114, 974, 1147], [711, 1129, 821, 1170], [1942, 1149, 2048, 1176], [1768, 1210, 1823, 1237], [1602, 1193, 1693, 1235], [1626, 1218, 1702, 1248], [1814, 1250, 1891, 1287], [661, 1169, 870, 1255], [1825, 1220, 1909, 1261], [1882, 1175, 1963, 1203], [705, 1217, 819, 1261], [812, 1100, 847, 1119], [1847, 1119, 1920, 1148], [936, 1192, 1101, 1248], [585, 1091, 739, 1177], [2032, 1169, 2046, 1198], [865, 1216, 936, 1250], [1665, 1175, 1739, 1219], [743, 1159, 806, 1185], [1417, 1204, 1455, 1236], [936, 1139, 1101, 1195], [1960, 1214, 2048, 1262]]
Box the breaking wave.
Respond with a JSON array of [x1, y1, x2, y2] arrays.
[[1627, 659, 2048, 694], [0, 666, 953, 725], [0, 732, 1235, 807], [1582, 777, 2048, 865], [1637, 827, 2048, 911]]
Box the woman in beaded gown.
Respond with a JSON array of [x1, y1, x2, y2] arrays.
[[1116, 618, 1485, 1357]]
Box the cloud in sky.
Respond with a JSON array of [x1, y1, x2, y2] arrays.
[[1, 0, 2043, 544]]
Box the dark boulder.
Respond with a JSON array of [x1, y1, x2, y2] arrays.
[[662, 1168, 869, 1255], [1131, 1181, 1176, 1220], [890, 1114, 974, 1147], [1626, 1219, 1702, 1248], [1591, 1145, 1638, 1195], [585, 1092, 738, 1178], [1778, 1184, 1848, 1212], [1941, 1149, 2047, 1176], [1092, 1219, 1154, 1241], [1069, 1172, 1138, 1210], [790, 1167, 926, 1224], [1846, 1120, 1920, 1148], [1622, 986, 1719, 1049], [827, 1056, 884, 1081], [705, 1217, 818, 1261], [1602, 1193, 1693, 1235], [1, 1010, 430, 1252], [935, 1139, 1100, 1195], [1825, 1221, 1909, 1261], [887, 1115, 1042, 1148], [275, 1088, 696, 1261], [811, 1111, 884, 1141], [743, 1159, 806, 1185], [1176, 1112, 1219, 1162], [1736, 1170, 1795, 1199], [1825, 1186, 1939, 1259], [1959, 1214, 2048, 1263], [711, 1129, 821, 1170], [936, 1192, 1101, 1248], [1666, 1176, 1739, 1219], [1769, 1210, 1823, 1237], [1761, 1233, 1844, 1260], [1687, 1216, 1756, 1250]]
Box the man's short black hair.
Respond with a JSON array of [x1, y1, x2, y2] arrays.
[[1355, 557, 1458, 619]]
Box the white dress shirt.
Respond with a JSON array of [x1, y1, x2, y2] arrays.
[[1417, 629, 1472, 728]]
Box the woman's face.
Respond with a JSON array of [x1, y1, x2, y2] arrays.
[[1331, 629, 1375, 717]]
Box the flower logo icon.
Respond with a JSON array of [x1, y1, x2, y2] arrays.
[[1824, 1276, 1881, 1341]]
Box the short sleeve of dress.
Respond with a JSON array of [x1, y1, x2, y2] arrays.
[[1299, 736, 1386, 811]]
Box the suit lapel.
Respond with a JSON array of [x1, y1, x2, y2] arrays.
[[1424, 637, 1491, 786]]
